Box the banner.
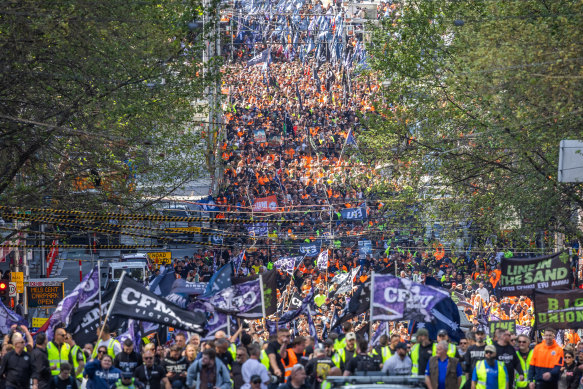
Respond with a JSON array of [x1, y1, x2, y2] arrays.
[[203, 278, 264, 318], [47, 266, 99, 338], [110, 276, 206, 333], [170, 279, 207, 295], [274, 256, 303, 275], [534, 289, 583, 330], [203, 263, 233, 297], [334, 266, 360, 296], [341, 205, 366, 221], [358, 240, 372, 258], [371, 274, 449, 322], [232, 269, 278, 316], [247, 223, 269, 237], [232, 251, 246, 274], [500, 252, 571, 296], [253, 129, 267, 142], [0, 301, 27, 334], [488, 320, 516, 334], [190, 300, 228, 340], [316, 250, 328, 271], [300, 241, 321, 257], [247, 48, 271, 67], [410, 297, 465, 343], [252, 195, 278, 212]]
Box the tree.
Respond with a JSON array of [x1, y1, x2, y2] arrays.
[[0, 0, 222, 211], [362, 0, 583, 250]]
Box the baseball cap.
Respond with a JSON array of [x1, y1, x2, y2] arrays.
[[395, 342, 407, 350], [476, 327, 486, 334], [437, 329, 448, 336], [415, 328, 429, 337], [484, 345, 496, 354], [345, 332, 356, 341]]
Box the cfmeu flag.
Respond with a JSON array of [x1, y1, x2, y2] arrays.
[[202, 262, 233, 297], [409, 297, 465, 343]]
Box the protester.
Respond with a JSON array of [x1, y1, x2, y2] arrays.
[[84, 354, 122, 389], [0, 332, 38, 389], [528, 329, 564, 389], [343, 339, 381, 376], [242, 344, 270, 389], [134, 350, 171, 389], [48, 362, 78, 389], [471, 345, 508, 389], [425, 341, 463, 389], [185, 349, 231, 389], [382, 343, 412, 376], [31, 332, 52, 389]]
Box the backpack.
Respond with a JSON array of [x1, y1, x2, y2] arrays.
[[354, 355, 380, 375]]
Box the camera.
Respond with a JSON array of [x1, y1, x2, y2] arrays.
[[268, 375, 279, 384]]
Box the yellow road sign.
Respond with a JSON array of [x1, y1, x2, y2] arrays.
[[147, 251, 172, 264], [11, 272, 24, 293]]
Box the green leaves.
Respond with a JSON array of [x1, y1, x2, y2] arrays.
[[364, 0, 583, 246]]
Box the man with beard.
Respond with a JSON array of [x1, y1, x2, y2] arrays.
[[186, 349, 231, 389], [305, 344, 334, 389], [134, 350, 171, 389], [162, 345, 189, 388], [114, 339, 142, 373], [464, 330, 487, 389]]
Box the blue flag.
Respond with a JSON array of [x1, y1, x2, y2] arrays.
[[410, 297, 465, 342], [203, 262, 233, 297], [149, 266, 176, 296]]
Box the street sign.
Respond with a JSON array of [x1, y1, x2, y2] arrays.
[[11, 272, 23, 293], [32, 317, 48, 328], [26, 283, 64, 308], [8, 282, 16, 297], [147, 252, 172, 265]]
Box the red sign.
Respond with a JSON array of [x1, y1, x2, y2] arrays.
[[252, 195, 278, 212], [46, 241, 59, 276]]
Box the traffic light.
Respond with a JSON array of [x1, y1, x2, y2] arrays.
[[0, 280, 8, 304]]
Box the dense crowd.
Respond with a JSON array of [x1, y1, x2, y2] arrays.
[[0, 314, 578, 389]]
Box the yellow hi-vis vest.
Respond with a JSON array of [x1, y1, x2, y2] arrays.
[[432, 343, 457, 358], [411, 343, 433, 375], [70, 344, 86, 380], [91, 338, 120, 360], [372, 346, 393, 363], [47, 342, 71, 376], [260, 349, 270, 370], [332, 348, 357, 369], [516, 350, 533, 388], [474, 360, 507, 389]]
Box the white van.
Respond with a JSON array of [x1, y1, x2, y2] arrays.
[[104, 262, 148, 290]]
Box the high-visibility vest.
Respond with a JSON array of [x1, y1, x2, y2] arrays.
[[115, 377, 138, 389], [432, 343, 457, 358], [284, 349, 299, 377], [70, 344, 86, 380], [321, 381, 331, 389], [91, 338, 120, 360], [260, 350, 270, 370], [371, 346, 392, 364], [474, 360, 507, 389], [334, 337, 346, 352], [47, 342, 71, 376], [410, 343, 429, 375], [515, 350, 533, 388], [228, 344, 237, 362], [332, 348, 356, 368]]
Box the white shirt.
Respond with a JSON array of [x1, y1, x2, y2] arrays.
[[241, 358, 270, 389]]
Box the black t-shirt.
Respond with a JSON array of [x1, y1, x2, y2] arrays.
[[216, 351, 234, 370], [495, 342, 522, 382], [161, 356, 189, 384], [305, 356, 334, 389], [464, 344, 485, 374], [417, 343, 433, 376], [0, 350, 35, 389], [266, 341, 285, 383], [114, 351, 143, 372], [345, 354, 382, 375], [134, 364, 167, 389], [48, 376, 78, 389]]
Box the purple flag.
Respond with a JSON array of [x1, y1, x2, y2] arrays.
[[307, 309, 318, 343], [371, 274, 449, 322], [203, 278, 264, 318], [370, 321, 388, 347], [232, 251, 246, 274], [189, 301, 229, 340], [274, 256, 302, 275], [47, 266, 99, 338], [0, 301, 27, 334]]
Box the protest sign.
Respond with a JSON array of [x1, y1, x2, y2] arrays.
[[535, 289, 583, 330], [488, 320, 516, 334], [500, 252, 571, 296]]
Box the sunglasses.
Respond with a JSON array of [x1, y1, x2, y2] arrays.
[[98, 350, 107, 354], [518, 340, 528, 343], [252, 381, 262, 384], [144, 357, 154, 360], [565, 356, 574, 359]]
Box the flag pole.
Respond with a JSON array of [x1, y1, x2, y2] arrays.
[[98, 259, 102, 322], [96, 271, 125, 354], [260, 273, 267, 319], [368, 272, 375, 341]]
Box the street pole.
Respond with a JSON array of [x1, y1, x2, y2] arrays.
[[40, 223, 46, 277]]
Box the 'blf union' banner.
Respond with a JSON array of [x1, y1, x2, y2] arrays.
[[371, 274, 449, 322], [500, 252, 571, 296], [534, 289, 583, 330]]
